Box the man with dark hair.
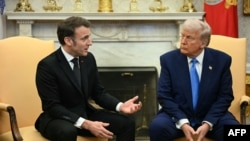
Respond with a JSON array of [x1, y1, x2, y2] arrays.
[[35, 16, 142, 141]]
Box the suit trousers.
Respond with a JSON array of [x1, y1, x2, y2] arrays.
[[40, 110, 135, 141], [149, 112, 239, 141]]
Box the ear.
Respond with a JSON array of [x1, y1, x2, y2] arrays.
[[64, 37, 73, 46], [200, 40, 208, 48]]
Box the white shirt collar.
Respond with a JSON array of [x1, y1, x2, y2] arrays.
[[188, 49, 204, 65], [61, 47, 75, 63]]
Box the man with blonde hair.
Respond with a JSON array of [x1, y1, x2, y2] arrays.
[[149, 18, 239, 141]]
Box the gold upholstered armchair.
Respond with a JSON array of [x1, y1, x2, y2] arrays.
[[0, 36, 107, 141], [174, 35, 250, 141]]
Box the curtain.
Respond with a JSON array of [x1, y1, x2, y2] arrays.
[[204, 0, 238, 38]]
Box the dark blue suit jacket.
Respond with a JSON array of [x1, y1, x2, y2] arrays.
[[157, 47, 234, 125]]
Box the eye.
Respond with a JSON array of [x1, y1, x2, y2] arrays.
[[180, 35, 195, 42], [81, 36, 90, 42]]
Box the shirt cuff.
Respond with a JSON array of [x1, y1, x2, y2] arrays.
[[74, 117, 86, 129], [116, 102, 123, 112], [176, 118, 189, 129]]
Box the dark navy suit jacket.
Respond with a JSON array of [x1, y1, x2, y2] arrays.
[[157, 47, 234, 125]]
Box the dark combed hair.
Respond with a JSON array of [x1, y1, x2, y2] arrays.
[[57, 16, 91, 45]]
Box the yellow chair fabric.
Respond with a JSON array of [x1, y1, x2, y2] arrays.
[[174, 35, 250, 141], [0, 36, 107, 141]]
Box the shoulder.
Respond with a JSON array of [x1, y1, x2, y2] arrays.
[[204, 47, 232, 67], [205, 47, 231, 60], [160, 49, 180, 59]]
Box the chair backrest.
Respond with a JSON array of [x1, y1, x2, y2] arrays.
[[0, 36, 55, 134], [208, 35, 247, 122]]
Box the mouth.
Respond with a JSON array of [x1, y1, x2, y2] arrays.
[[180, 46, 186, 50], [83, 47, 88, 51], [83, 50, 88, 53]]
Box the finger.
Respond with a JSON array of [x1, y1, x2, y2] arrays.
[[130, 95, 139, 102], [197, 137, 202, 141], [196, 134, 204, 141], [96, 131, 113, 139], [186, 134, 194, 141], [101, 133, 113, 139], [103, 128, 113, 136], [101, 128, 114, 139], [138, 101, 142, 107], [100, 122, 112, 135], [136, 102, 142, 109], [192, 130, 197, 135], [101, 122, 110, 127]]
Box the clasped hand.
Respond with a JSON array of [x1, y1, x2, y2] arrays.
[[182, 123, 210, 141]]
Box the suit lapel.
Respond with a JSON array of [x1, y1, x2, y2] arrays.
[[176, 54, 194, 109], [56, 49, 83, 94], [79, 56, 88, 97], [198, 48, 214, 109]]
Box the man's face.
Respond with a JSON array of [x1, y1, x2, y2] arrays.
[[179, 29, 205, 58], [69, 26, 92, 57]]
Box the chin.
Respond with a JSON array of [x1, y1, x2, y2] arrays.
[[180, 48, 188, 54], [81, 51, 88, 56]]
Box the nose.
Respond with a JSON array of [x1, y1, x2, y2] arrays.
[[180, 37, 187, 44], [87, 38, 92, 46]]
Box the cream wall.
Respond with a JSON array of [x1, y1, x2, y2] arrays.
[[0, 0, 249, 72]]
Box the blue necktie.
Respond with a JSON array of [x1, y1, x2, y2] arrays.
[[190, 58, 199, 110]]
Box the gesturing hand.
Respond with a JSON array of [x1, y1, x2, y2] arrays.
[[119, 95, 142, 114]]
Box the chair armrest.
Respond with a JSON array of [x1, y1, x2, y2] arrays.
[[240, 96, 250, 124], [0, 102, 23, 141]]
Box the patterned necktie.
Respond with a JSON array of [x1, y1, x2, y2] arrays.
[[71, 58, 81, 86], [190, 58, 199, 110]]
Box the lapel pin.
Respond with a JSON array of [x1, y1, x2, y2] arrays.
[[209, 66, 212, 70]]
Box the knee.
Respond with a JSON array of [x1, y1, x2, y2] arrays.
[[118, 114, 135, 127], [149, 118, 165, 134], [149, 119, 166, 141], [123, 117, 135, 130], [149, 118, 176, 139], [57, 125, 78, 139], [110, 115, 135, 136]]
